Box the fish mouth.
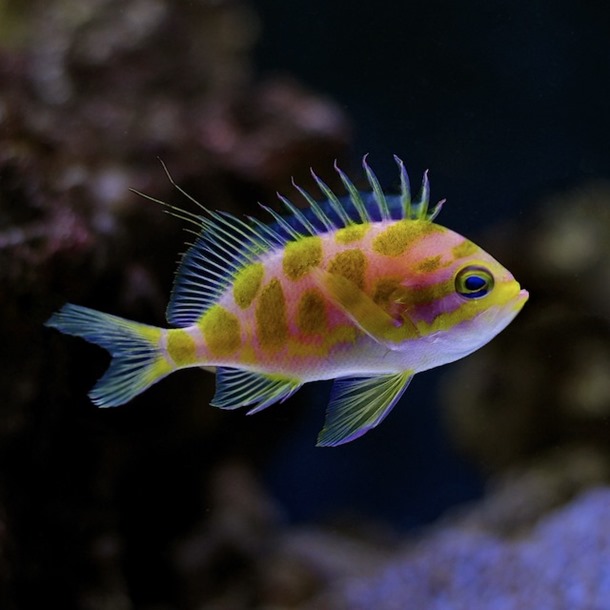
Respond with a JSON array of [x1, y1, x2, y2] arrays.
[[511, 287, 529, 311]]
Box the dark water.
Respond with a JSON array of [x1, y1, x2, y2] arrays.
[[256, 0, 610, 226], [254, 0, 610, 528]]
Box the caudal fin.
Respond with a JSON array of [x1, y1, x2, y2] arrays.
[[45, 304, 172, 407]]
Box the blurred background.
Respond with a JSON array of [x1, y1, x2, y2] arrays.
[[1, 0, 610, 608]]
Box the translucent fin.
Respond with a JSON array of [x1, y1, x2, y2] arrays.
[[410, 170, 431, 220], [275, 192, 319, 235], [166, 211, 273, 326], [427, 197, 446, 222], [312, 269, 419, 348], [334, 160, 369, 223], [210, 368, 302, 414], [310, 169, 353, 227], [45, 304, 171, 407], [290, 177, 338, 232], [133, 181, 276, 327], [363, 154, 391, 220], [136, 157, 444, 327], [317, 371, 414, 447], [272, 157, 445, 236], [394, 154, 412, 218]]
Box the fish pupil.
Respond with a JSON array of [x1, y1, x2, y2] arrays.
[[464, 275, 486, 291]]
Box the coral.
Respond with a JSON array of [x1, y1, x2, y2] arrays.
[[323, 487, 610, 610]]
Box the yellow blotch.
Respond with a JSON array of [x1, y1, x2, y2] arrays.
[[238, 344, 258, 366], [166, 329, 198, 366], [198, 305, 241, 357], [136, 325, 163, 344], [287, 339, 323, 358], [319, 268, 418, 344], [327, 249, 367, 289], [147, 358, 174, 383], [409, 279, 455, 306], [328, 324, 358, 346], [283, 236, 323, 280], [373, 277, 402, 305], [233, 262, 264, 309], [373, 220, 440, 257], [287, 324, 358, 358], [452, 240, 479, 259], [417, 301, 478, 335], [335, 224, 370, 244], [416, 255, 443, 273], [297, 290, 327, 335], [256, 279, 289, 349]]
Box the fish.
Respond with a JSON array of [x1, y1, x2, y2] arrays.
[[45, 156, 528, 446]]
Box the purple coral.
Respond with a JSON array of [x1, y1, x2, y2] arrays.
[[331, 488, 610, 610]]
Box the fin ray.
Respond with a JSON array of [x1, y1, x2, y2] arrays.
[[317, 371, 414, 446], [312, 268, 420, 348], [210, 368, 302, 413], [45, 304, 170, 407], [140, 157, 443, 327]]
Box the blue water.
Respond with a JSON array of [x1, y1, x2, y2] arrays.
[[264, 371, 484, 528]]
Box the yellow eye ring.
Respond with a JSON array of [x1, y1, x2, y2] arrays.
[[455, 266, 494, 299]]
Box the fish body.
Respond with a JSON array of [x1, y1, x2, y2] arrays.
[[46, 157, 528, 446]]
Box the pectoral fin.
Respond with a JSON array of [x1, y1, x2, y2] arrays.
[[317, 371, 414, 447], [312, 268, 419, 348]]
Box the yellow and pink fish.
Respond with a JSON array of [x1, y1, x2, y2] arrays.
[[46, 156, 528, 446]]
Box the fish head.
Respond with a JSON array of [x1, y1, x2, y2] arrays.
[[388, 225, 528, 365]]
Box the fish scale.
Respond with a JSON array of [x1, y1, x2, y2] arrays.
[[46, 156, 528, 446]]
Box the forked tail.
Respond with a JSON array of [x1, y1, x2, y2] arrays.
[[45, 304, 172, 406]]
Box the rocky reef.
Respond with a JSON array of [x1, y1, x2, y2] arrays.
[[323, 487, 610, 610]]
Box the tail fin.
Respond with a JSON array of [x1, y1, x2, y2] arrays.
[[45, 304, 172, 407]]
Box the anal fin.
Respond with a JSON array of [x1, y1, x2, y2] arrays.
[[317, 371, 414, 447], [211, 368, 302, 414]]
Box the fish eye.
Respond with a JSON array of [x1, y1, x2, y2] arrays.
[[455, 266, 494, 299]]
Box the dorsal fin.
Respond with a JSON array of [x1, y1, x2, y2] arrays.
[[135, 157, 444, 327]]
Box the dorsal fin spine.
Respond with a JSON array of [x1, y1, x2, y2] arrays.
[[428, 198, 445, 222], [258, 203, 303, 240], [334, 161, 370, 223], [310, 170, 353, 227], [419, 170, 431, 219], [291, 178, 336, 232], [216, 211, 268, 256], [276, 193, 319, 236], [393, 155, 412, 219], [162, 156, 445, 326], [247, 215, 284, 247], [201, 229, 237, 260], [208, 210, 258, 253], [362, 154, 391, 220]]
